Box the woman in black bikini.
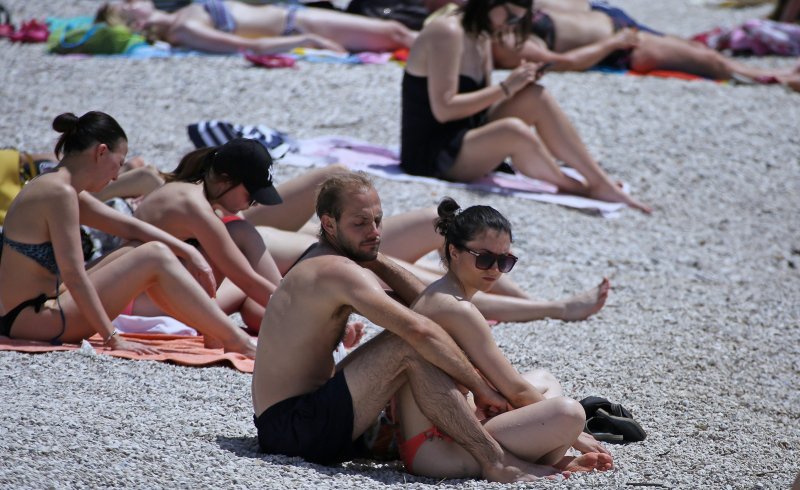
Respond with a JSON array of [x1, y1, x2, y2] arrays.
[[400, 0, 651, 212], [0, 112, 256, 357]]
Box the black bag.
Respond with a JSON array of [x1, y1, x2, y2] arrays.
[[346, 0, 429, 31]]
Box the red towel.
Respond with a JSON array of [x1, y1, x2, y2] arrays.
[[0, 333, 255, 373]]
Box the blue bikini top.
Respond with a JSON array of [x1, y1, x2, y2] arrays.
[[1, 234, 59, 275]]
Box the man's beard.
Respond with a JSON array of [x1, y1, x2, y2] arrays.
[[335, 229, 379, 262]]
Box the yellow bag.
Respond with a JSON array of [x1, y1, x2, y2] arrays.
[[0, 148, 23, 225]]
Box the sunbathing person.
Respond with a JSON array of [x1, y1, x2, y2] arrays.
[[395, 197, 613, 477], [401, 0, 651, 213], [0, 112, 255, 357], [95, 0, 416, 54], [252, 171, 569, 481], [487, 0, 797, 82], [131, 138, 285, 330]]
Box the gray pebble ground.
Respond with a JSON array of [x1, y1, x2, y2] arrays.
[[1, 0, 798, 488]]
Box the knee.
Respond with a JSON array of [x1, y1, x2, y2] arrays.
[[551, 397, 586, 430], [497, 117, 531, 137], [137, 241, 178, 266]]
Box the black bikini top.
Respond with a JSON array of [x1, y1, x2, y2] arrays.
[[531, 10, 556, 50], [1, 233, 59, 275]]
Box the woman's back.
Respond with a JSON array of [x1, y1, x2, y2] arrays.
[[0, 173, 70, 314]]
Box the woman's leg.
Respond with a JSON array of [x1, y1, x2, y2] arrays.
[[13, 242, 255, 356], [472, 277, 610, 322], [256, 226, 318, 275], [225, 219, 283, 287], [296, 7, 417, 51], [446, 117, 588, 194], [91, 166, 164, 202], [522, 369, 564, 398], [242, 164, 350, 231], [631, 33, 790, 80], [489, 84, 651, 212], [379, 207, 442, 263]]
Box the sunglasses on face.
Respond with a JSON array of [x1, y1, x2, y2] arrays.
[[462, 247, 519, 273], [503, 4, 524, 26]]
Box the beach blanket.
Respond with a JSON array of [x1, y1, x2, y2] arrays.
[[0, 333, 255, 372], [187, 121, 629, 217]]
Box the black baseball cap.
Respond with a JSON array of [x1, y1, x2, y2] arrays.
[[211, 138, 282, 206]]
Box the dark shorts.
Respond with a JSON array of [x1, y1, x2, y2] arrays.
[[253, 370, 358, 465]]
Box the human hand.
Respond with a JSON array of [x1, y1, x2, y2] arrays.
[[612, 28, 639, 49], [107, 335, 160, 355], [573, 431, 611, 455], [306, 34, 346, 53], [503, 60, 539, 95], [473, 386, 509, 418], [184, 249, 217, 297]]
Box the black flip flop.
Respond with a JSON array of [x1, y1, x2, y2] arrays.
[[579, 396, 634, 419], [593, 408, 647, 443], [584, 416, 625, 443]]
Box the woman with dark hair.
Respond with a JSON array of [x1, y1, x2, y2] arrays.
[[0, 112, 256, 357], [400, 0, 650, 213], [96, 0, 416, 54], [394, 197, 614, 478], [132, 138, 285, 331]]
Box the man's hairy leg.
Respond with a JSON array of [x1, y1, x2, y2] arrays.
[[340, 331, 536, 482]]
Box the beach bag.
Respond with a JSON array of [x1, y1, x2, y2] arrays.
[[345, 0, 429, 30], [48, 22, 147, 55]]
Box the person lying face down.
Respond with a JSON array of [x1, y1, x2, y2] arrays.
[[96, 0, 417, 54], [251, 172, 561, 482]]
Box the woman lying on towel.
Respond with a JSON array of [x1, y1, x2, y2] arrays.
[[400, 0, 651, 213], [0, 112, 256, 357], [95, 0, 416, 54], [394, 197, 614, 478], [481, 0, 798, 82]]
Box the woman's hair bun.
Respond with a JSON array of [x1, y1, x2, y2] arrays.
[[52, 113, 80, 133], [435, 197, 460, 236]]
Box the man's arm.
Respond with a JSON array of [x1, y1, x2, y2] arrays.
[[360, 252, 427, 306], [339, 262, 508, 413]]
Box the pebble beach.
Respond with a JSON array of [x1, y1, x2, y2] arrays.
[[0, 1, 798, 488]]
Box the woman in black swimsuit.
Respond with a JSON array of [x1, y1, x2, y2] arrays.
[[400, 0, 650, 212], [0, 112, 256, 357]]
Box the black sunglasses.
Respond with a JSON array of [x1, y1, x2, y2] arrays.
[[462, 247, 518, 273], [503, 4, 524, 26]]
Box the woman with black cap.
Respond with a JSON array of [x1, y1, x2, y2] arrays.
[[133, 138, 285, 332]]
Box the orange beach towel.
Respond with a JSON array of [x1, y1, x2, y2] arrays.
[[0, 333, 255, 373]]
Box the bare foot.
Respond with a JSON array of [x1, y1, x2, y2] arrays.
[[557, 278, 610, 321], [556, 452, 614, 473], [342, 321, 365, 349], [203, 335, 224, 350], [483, 459, 568, 483], [590, 182, 652, 214], [223, 337, 257, 359]]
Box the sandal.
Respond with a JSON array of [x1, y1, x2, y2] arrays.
[[586, 408, 647, 443], [9, 18, 49, 43]]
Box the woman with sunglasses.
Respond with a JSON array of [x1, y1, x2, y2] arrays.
[[393, 197, 614, 478], [0, 112, 256, 357], [400, 0, 650, 213]]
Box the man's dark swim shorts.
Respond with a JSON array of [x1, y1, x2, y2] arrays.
[[254, 370, 358, 465]]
